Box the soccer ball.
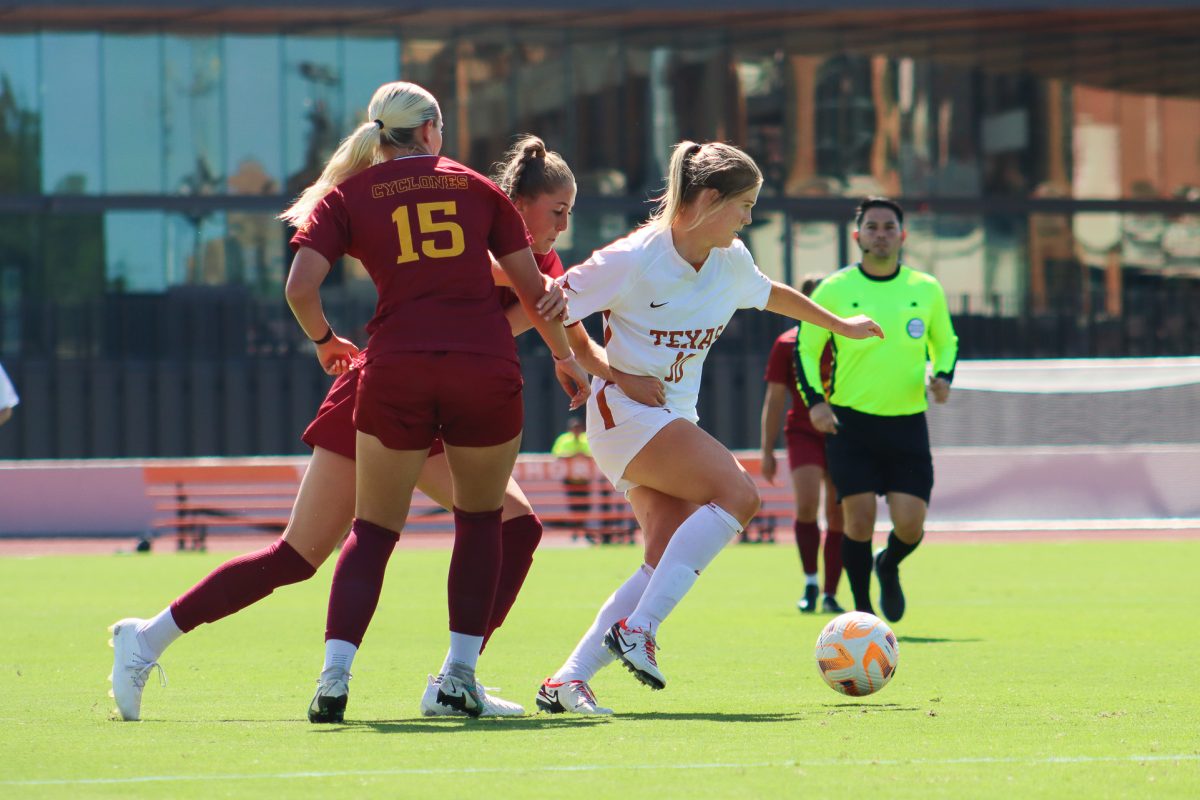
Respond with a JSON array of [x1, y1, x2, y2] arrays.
[[814, 611, 899, 697]]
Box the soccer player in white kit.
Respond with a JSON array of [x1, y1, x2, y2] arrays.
[[535, 141, 883, 715]]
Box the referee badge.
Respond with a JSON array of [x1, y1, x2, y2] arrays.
[[906, 318, 925, 338]]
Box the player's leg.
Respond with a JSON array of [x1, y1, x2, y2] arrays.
[[839, 493, 877, 616], [309, 432, 427, 723], [109, 447, 354, 722], [415, 449, 536, 716], [873, 412, 934, 623], [820, 407, 881, 617], [789, 463, 824, 612], [874, 493, 927, 624], [821, 473, 845, 613], [538, 488, 694, 714], [436, 435, 523, 716], [604, 420, 759, 690]]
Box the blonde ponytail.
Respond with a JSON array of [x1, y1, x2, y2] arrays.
[[279, 122, 383, 228], [280, 81, 442, 229]]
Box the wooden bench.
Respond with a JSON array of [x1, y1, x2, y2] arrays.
[[145, 463, 303, 551], [144, 461, 796, 551]]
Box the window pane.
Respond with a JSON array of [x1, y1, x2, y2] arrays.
[[283, 36, 343, 197], [105, 212, 166, 291], [225, 211, 286, 295], [0, 34, 41, 194], [103, 35, 164, 193], [512, 31, 568, 157], [166, 212, 226, 286], [164, 36, 224, 196], [41, 33, 102, 194], [224, 35, 284, 195], [791, 219, 843, 281], [742, 211, 785, 283], [342, 36, 400, 131]]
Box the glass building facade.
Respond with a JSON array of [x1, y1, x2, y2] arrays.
[[1, 6, 1198, 456]]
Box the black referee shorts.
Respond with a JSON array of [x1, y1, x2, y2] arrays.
[[824, 405, 933, 503]]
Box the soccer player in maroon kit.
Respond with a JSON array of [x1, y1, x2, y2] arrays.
[[759, 275, 845, 614], [105, 101, 589, 721], [285, 82, 588, 721]]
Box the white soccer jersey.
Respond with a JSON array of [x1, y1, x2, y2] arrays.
[[0, 364, 17, 410], [560, 225, 772, 422]]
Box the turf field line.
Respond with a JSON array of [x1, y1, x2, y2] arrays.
[[5, 754, 1198, 786]]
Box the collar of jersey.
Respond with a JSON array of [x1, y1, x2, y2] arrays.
[[389, 154, 439, 162], [855, 262, 903, 282], [659, 230, 710, 277]]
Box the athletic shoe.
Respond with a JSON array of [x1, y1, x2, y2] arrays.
[[874, 548, 906, 623], [421, 674, 525, 717], [107, 618, 166, 722], [603, 618, 665, 690], [308, 667, 350, 723], [436, 662, 483, 718], [821, 594, 846, 614], [535, 678, 614, 715], [797, 584, 820, 613]]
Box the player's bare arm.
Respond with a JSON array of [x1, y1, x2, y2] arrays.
[[505, 274, 567, 335], [497, 248, 589, 407], [807, 401, 839, 435], [285, 247, 360, 376], [564, 323, 664, 407], [765, 281, 884, 340], [760, 382, 789, 483]]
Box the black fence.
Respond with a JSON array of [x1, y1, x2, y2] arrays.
[[1, 282, 1197, 459]]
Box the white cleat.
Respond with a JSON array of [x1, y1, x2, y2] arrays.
[[107, 618, 166, 721], [535, 678, 614, 715], [422, 674, 525, 717], [603, 618, 666, 690]]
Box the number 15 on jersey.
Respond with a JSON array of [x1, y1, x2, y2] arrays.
[[392, 201, 466, 264]]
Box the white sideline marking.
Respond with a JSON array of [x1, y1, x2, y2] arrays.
[[923, 518, 1200, 532], [4, 754, 1198, 786]]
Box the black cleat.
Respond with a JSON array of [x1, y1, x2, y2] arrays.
[[821, 594, 845, 614], [307, 690, 347, 723], [797, 584, 820, 613], [436, 664, 483, 718], [308, 668, 349, 723], [874, 549, 906, 622]]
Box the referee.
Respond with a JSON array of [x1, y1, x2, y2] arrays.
[[796, 197, 958, 622]]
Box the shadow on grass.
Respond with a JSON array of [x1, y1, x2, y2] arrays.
[[897, 636, 981, 644], [818, 703, 920, 712], [312, 716, 614, 734], [601, 711, 807, 723], [310, 711, 814, 732]]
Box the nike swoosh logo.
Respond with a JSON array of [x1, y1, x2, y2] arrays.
[[650, 301, 668, 308]]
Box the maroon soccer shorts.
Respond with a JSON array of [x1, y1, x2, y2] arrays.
[[354, 351, 523, 450], [302, 365, 447, 459], [785, 427, 827, 472]]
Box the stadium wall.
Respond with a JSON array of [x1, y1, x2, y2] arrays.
[[2, 447, 1197, 539]]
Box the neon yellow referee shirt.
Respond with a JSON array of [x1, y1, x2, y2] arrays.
[[797, 264, 958, 416]]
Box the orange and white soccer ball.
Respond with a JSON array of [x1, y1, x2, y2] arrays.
[[815, 611, 899, 697]]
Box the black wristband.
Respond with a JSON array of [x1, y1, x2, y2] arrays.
[[311, 326, 334, 345]]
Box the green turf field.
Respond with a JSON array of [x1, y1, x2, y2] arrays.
[[1, 539, 1198, 798]]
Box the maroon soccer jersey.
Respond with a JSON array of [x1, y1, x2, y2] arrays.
[[764, 327, 833, 436], [290, 155, 532, 364], [496, 249, 565, 310]]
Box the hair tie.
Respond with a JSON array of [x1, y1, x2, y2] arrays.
[[373, 119, 384, 130]]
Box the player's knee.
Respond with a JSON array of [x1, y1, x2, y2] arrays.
[[723, 473, 760, 524]]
